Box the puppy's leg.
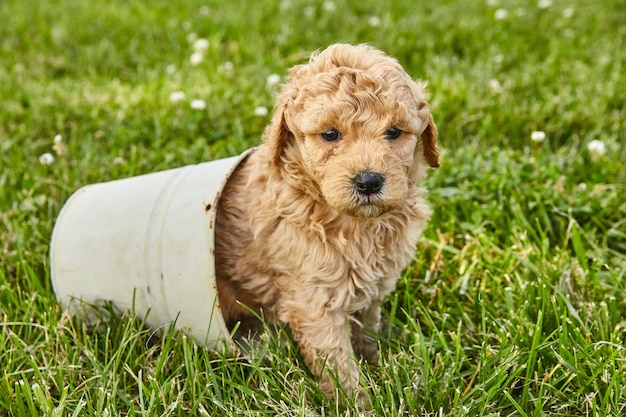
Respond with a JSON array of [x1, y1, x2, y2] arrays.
[[351, 303, 381, 364], [281, 303, 361, 397]]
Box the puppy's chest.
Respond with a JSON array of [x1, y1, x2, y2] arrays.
[[332, 227, 411, 311]]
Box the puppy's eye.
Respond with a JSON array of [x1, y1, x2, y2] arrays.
[[321, 128, 342, 142], [384, 127, 402, 139]]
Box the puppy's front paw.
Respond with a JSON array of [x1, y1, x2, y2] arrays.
[[351, 334, 379, 365], [307, 345, 362, 397], [359, 341, 380, 365]]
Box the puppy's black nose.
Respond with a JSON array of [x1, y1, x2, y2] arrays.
[[353, 171, 385, 196]]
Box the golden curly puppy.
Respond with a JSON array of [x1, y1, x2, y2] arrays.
[[215, 43, 439, 398]]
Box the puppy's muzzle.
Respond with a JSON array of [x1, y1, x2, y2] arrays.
[[352, 171, 385, 196]]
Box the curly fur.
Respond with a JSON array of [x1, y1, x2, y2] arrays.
[[214, 43, 439, 398]]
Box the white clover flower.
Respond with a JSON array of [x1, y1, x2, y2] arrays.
[[53, 134, 64, 156], [531, 131, 546, 143], [537, 0, 553, 9], [169, 91, 186, 103], [220, 61, 234, 72], [486, 0, 499, 6], [190, 99, 207, 110], [165, 64, 177, 75], [266, 74, 281, 87], [492, 54, 504, 64], [39, 152, 54, 165], [254, 106, 269, 117], [113, 157, 125, 165], [190, 52, 204, 66], [575, 182, 587, 192], [186, 32, 198, 43], [323, 1, 336, 12], [193, 38, 210, 54], [562, 7, 574, 18], [494, 8, 508, 20], [587, 139, 606, 161], [489, 79, 503, 94], [199, 5, 210, 16], [368, 16, 382, 27], [304, 6, 314, 17]]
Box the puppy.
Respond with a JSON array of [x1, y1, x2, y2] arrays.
[[215, 43, 439, 398]]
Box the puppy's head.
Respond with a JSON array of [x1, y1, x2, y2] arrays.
[[264, 44, 439, 218]]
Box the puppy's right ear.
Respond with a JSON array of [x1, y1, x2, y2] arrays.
[[265, 63, 307, 165], [421, 112, 440, 168], [265, 101, 293, 166]]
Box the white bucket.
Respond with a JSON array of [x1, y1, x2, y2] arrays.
[[50, 150, 253, 347]]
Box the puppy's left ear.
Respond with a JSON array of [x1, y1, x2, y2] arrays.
[[420, 112, 440, 168]]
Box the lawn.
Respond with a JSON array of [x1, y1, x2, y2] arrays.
[[1, 0, 625, 415]]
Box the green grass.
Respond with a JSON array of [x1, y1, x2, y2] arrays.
[[1, 0, 625, 415]]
